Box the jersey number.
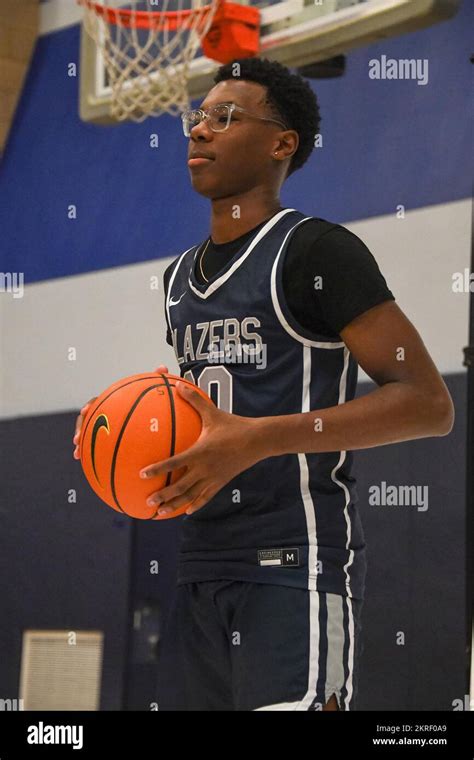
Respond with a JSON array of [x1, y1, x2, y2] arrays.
[[183, 366, 233, 413]]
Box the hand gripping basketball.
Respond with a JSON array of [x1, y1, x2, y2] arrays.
[[75, 366, 213, 520]]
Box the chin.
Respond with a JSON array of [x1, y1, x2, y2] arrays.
[[190, 177, 228, 199]]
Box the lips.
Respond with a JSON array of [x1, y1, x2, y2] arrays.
[[188, 152, 215, 168]]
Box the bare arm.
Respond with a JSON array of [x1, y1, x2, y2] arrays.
[[252, 301, 454, 456]]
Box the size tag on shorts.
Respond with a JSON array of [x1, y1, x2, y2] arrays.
[[257, 548, 300, 567]]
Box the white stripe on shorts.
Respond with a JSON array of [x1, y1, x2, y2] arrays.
[[253, 592, 357, 711]]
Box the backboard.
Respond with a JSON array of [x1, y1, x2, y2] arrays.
[[79, 0, 461, 124]]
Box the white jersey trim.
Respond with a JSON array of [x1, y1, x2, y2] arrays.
[[165, 246, 196, 340], [299, 346, 318, 593], [188, 208, 297, 299], [331, 346, 356, 596], [296, 346, 355, 600], [270, 218, 346, 349]]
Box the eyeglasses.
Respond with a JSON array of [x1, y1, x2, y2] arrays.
[[181, 102, 288, 137]]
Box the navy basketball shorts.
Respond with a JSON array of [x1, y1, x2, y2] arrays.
[[163, 579, 364, 711]]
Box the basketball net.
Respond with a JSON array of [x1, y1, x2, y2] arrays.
[[78, 0, 223, 121]]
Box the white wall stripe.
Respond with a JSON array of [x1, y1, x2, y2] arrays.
[[39, 0, 131, 35], [40, 0, 84, 35], [0, 199, 468, 419], [0, 257, 178, 420]]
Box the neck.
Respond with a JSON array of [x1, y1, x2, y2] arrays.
[[209, 186, 283, 244]]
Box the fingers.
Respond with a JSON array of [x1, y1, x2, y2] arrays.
[[146, 472, 197, 507], [154, 365, 169, 374], [153, 479, 208, 516], [139, 450, 189, 479], [73, 396, 98, 459], [185, 483, 218, 515]]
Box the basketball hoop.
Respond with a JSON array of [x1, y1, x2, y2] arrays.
[[78, 0, 260, 122]]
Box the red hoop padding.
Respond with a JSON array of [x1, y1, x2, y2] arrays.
[[78, 0, 223, 31], [201, 2, 260, 62]]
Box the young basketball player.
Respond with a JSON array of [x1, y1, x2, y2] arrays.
[[73, 58, 454, 711]]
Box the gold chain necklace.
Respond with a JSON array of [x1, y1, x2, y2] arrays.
[[198, 238, 211, 283]]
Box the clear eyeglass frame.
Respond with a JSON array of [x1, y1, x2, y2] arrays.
[[181, 102, 288, 137]]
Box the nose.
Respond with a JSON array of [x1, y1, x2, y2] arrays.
[[190, 117, 213, 140]]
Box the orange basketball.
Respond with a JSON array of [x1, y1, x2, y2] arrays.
[[79, 372, 212, 520]]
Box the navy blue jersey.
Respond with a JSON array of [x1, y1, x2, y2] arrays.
[[165, 208, 367, 600]]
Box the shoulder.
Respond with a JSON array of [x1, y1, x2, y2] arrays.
[[287, 217, 385, 275], [291, 217, 375, 257], [282, 216, 395, 335]]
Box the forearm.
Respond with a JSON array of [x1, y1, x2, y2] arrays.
[[253, 381, 454, 458]]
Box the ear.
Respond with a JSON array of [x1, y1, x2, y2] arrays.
[[272, 129, 299, 164]]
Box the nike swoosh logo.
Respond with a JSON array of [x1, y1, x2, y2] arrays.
[[91, 414, 110, 487], [169, 292, 186, 307]]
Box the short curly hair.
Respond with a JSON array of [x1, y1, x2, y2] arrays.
[[213, 57, 321, 177]]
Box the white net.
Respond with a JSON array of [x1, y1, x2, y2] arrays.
[[79, 0, 222, 121]]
